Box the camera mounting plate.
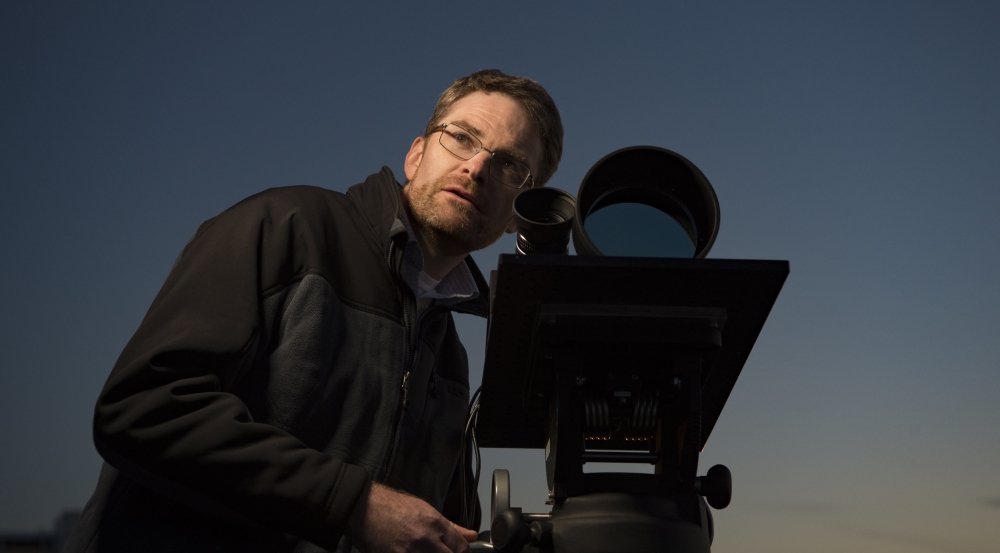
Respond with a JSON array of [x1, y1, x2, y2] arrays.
[[476, 254, 788, 450]]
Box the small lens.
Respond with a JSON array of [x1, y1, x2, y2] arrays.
[[532, 211, 567, 224], [513, 188, 576, 255]]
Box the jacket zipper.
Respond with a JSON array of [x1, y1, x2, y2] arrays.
[[401, 367, 411, 410], [377, 238, 422, 482], [379, 295, 423, 481]]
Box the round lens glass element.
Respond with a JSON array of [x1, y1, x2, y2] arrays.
[[583, 202, 695, 258]]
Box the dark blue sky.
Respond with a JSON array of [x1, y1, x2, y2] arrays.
[[3, 2, 998, 551]]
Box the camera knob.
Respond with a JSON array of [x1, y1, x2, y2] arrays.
[[695, 464, 732, 509], [491, 508, 530, 553]]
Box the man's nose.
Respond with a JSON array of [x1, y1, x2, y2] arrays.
[[461, 151, 491, 184]]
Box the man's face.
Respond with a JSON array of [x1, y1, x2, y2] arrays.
[[403, 92, 543, 257]]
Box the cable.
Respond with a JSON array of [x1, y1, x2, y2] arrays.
[[470, 403, 481, 526], [460, 386, 483, 528]]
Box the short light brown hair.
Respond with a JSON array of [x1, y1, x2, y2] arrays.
[[425, 69, 563, 187]]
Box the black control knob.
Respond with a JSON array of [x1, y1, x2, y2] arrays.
[[491, 508, 530, 553], [695, 464, 732, 509]]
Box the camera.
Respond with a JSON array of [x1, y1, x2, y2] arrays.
[[469, 147, 788, 553]]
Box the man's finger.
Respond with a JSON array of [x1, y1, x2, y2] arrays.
[[440, 523, 475, 553], [449, 521, 479, 542]]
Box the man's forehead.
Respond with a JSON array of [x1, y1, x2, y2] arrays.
[[441, 93, 519, 126], [438, 93, 542, 164], [449, 119, 484, 138]]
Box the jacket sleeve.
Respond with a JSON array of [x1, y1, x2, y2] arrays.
[[93, 189, 369, 550]]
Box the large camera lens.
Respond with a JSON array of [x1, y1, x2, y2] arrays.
[[572, 146, 720, 258], [512, 188, 576, 255]]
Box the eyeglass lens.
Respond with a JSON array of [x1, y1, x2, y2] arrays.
[[438, 125, 531, 188]]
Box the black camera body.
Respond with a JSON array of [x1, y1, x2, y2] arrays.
[[472, 147, 788, 553]]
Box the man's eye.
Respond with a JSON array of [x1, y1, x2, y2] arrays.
[[452, 132, 471, 145], [495, 155, 520, 171]]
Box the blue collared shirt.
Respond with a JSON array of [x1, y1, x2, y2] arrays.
[[397, 208, 480, 316]]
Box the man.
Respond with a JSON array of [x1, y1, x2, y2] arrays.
[[64, 69, 562, 553]]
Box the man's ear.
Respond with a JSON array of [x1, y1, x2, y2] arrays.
[[404, 136, 425, 182]]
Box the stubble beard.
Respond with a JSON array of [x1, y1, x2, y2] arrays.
[[404, 174, 508, 257]]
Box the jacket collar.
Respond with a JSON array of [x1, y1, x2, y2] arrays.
[[346, 167, 489, 318]]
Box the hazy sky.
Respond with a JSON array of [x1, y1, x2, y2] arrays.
[[2, 2, 998, 552]]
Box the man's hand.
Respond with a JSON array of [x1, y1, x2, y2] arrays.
[[345, 482, 479, 553]]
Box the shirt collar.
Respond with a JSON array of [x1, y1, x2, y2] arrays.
[[398, 207, 480, 304]]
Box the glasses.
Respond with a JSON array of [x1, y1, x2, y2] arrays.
[[431, 123, 534, 189]]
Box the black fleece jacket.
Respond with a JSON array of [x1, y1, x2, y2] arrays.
[[65, 168, 489, 553]]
